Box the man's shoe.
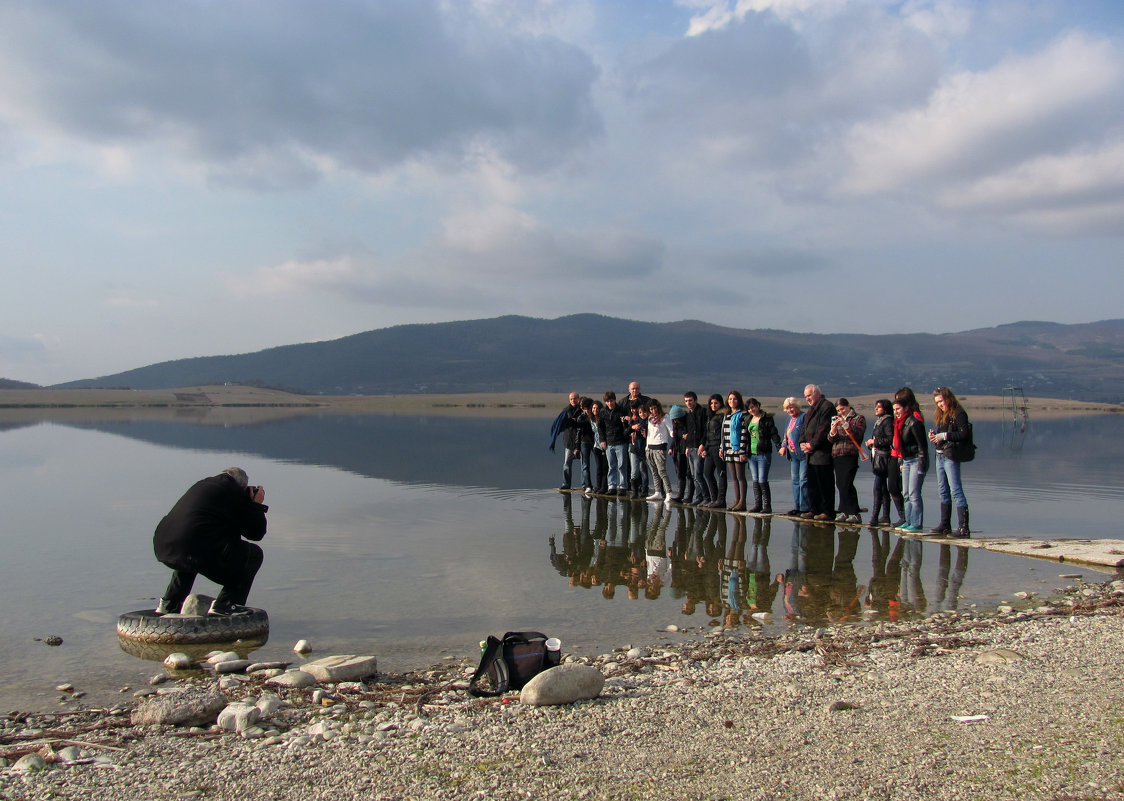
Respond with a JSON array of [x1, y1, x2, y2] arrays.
[[785, 509, 800, 516], [813, 513, 831, 521], [208, 600, 250, 617], [559, 485, 571, 491], [154, 599, 177, 615], [847, 515, 863, 524], [801, 512, 816, 519]]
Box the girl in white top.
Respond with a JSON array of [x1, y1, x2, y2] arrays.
[[645, 400, 676, 504]]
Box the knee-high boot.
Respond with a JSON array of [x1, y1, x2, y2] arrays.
[[892, 497, 906, 528], [929, 503, 952, 535], [953, 506, 970, 538], [869, 486, 883, 526], [748, 482, 763, 513], [760, 482, 772, 514]]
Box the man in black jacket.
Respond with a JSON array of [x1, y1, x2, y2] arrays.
[[153, 467, 268, 616], [798, 385, 836, 521]]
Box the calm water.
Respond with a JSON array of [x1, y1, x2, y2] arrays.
[[1, 411, 1122, 712]]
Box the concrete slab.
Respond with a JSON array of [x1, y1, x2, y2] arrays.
[[908, 535, 1124, 572]]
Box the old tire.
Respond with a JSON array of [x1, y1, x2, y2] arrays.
[[116, 608, 269, 645]]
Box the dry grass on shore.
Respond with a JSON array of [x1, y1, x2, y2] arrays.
[[0, 385, 1118, 422]]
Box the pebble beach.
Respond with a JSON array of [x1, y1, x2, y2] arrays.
[[3, 578, 1123, 801]]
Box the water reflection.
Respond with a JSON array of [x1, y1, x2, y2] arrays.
[[547, 493, 981, 630]]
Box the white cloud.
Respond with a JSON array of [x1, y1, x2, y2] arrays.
[[839, 32, 1124, 195]]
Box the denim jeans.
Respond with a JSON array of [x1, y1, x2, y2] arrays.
[[607, 444, 628, 490], [579, 441, 593, 490], [562, 447, 578, 488], [901, 457, 926, 528], [688, 450, 710, 502], [934, 452, 968, 508], [747, 453, 772, 483], [788, 456, 809, 511]]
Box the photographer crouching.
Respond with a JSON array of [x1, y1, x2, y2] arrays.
[[153, 467, 267, 617]]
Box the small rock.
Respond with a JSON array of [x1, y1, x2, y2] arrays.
[[39, 636, 63, 647], [976, 648, 1026, 665], [294, 640, 312, 654], [56, 683, 74, 693], [149, 673, 172, 685], [180, 595, 214, 616], [255, 694, 283, 717], [56, 746, 81, 763], [207, 651, 241, 665], [214, 660, 253, 674], [164, 653, 194, 670], [828, 700, 857, 712], [13, 754, 46, 772]]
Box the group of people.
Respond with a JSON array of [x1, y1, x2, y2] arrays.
[[550, 382, 974, 539]]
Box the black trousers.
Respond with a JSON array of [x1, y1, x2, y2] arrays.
[[806, 460, 835, 516], [833, 453, 860, 515], [161, 539, 264, 610]]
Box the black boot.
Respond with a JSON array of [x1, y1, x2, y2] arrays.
[[761, 482, 772, 514], [629, 480, 640, 500], [929, 503, 953, 535], [951, 506, 971, 538], [879, 491, 892, 525], [892, 497, 906, 528], [869, 486, 883, 526], [748, 482, 763, 513]]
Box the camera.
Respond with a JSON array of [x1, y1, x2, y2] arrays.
[[247, 485, 260, 498]]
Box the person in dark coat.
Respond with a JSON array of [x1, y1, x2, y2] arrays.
[[798, 384, 835, 521], [153, 467, 268, 616]]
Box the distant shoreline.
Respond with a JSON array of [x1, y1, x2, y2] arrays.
[[0, 385, 1118, 422]]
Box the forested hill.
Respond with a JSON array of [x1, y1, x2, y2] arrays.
[[52, 315, 1124, 402]]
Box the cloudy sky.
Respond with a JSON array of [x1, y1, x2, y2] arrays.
[[2, 0, 1123, 384]]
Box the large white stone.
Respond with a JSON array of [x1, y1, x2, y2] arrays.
[[519, 665, 604, 706], [217, 703, 261, 733], [131, 687, 226, 727], [300, 655, 377, 683], [265, 670, 317, 689]]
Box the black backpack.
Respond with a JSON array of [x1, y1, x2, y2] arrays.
[[467, 631, 560, 697]]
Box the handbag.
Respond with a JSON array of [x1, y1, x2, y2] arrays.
[[871, 449, 889, 477], [467, 631, 561, 697]]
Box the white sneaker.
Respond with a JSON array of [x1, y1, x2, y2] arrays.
[[646, 492, 663, 502]]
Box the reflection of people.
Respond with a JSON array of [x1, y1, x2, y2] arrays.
[[153, 467, 267, 616], [935, 544, 969, 611]]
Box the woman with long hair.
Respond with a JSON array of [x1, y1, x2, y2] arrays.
[[701, 394, 728, 509], [719, 391, 749, 512], [865, 399, 894, 525], [745, 397, 781, 514], [929, 387, 973, 537], [893, 387, 928, 533]]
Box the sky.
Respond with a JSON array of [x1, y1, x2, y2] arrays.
[[2, 0, 1123, 385]]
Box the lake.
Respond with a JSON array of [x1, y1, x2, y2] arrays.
[[1, 410, 1122, 712]]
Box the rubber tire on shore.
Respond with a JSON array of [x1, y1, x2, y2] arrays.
[[116, 608, 269, 645]]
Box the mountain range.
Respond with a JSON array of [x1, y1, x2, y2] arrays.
[[25, 314, 1124, 402]]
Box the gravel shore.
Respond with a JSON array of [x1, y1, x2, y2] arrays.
[[3, 579, 1123, 801]]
